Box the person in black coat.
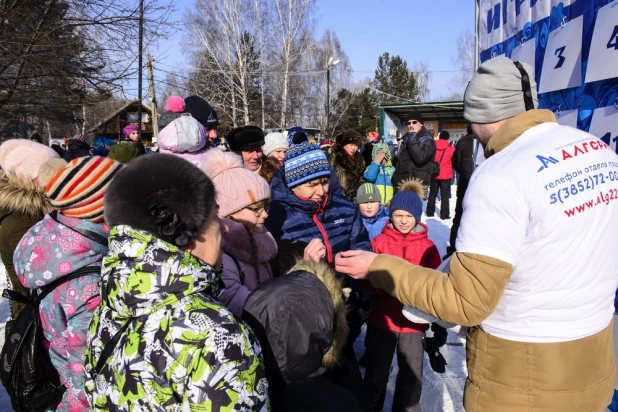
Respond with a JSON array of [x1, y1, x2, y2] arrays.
[[391, 111, 436, 190], [63, 136, 91, 161], [446, 124, 475, 256], [243, 260, 368, 411]]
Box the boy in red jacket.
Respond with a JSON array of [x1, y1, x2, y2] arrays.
[[365, 179, 441, 412]]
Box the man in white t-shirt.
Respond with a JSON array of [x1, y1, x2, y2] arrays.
[[335, 56, 618, 412]]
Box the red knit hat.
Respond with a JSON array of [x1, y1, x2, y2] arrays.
[[45, 156, 123, 223]]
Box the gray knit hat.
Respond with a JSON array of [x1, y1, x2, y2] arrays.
[[463, 57, 538, 123], [355, 183, 381, 204]]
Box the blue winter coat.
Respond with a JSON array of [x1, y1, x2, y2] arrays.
[[361, 205, 390, 241], [266, 169, 372, 266]]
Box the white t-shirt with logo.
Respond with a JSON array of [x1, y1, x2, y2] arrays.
[[457, 122, 618, 343]]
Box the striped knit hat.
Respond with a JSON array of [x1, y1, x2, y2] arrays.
[[284, 142, 330, 188], [45, 156, 123, 223]]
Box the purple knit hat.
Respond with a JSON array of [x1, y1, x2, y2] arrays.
[[123, 124, 139, 138]]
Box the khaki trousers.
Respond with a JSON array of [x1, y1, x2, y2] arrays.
[[464, 321, 615, 412]]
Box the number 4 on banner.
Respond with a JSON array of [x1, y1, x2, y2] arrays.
[[589, 106, 618, 155], [586, 2, 618, 83], [600, 133, 618, 154], [607, 25, 618, 50]]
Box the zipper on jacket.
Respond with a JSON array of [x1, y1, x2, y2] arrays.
[[313, 197, 333, 263], [293, 193, 334, 263]]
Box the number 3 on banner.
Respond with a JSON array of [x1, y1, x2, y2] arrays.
[[555, 46, 566, 69], [539, 16, 583, 94], [586, 2, 618, 83]]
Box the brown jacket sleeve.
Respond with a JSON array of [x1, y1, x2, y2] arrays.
[[367, 252, 513, 326]]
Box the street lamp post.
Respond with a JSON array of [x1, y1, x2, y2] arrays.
[[326, 57, 340, 139]]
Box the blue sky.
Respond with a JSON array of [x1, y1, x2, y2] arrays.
[[152, 0, 475, 100]]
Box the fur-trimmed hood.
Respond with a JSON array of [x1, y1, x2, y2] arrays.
[[288, 259, 348, 368], [242, 259, 348, 383], [0, 171, 52, 220]]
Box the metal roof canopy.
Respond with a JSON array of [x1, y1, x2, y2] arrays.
[[380, 101, 464, 123]]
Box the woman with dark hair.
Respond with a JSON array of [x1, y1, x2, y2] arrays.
[[328, 130, 366, 200], [84, 153, 269, 410]]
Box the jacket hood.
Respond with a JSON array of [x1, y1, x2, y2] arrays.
[[101, 225, 223, 318], [0, 171, 52, 220], [485, 109, 556, 158], [14, 212, 109, 289], [380, 221, 429, 241], [435, 139, 451, 150], [362, 204, 389, 224], [243, 260, 348, 383], [372, 142, 393, 167], [222, 218, 278, 263]]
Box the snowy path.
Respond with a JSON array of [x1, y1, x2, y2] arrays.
[[0, 187, 467, 411]]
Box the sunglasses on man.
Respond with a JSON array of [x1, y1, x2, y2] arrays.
[[407, 120, 419, 125]]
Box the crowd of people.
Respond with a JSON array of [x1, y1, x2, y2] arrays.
[[0, 55, 617, 412]]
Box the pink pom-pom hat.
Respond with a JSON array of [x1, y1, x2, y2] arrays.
[[165, 96, 185, 113]]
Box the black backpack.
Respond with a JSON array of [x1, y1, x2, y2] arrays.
[[0, 265, 100, 412]]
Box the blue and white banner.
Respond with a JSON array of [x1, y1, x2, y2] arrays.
[[479, 0, 618, 154]]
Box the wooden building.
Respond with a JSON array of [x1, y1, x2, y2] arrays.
[[88, 100, 158, 147]]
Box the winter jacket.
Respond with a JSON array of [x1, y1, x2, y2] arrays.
[[369, 222, 441, 333], [266, 169, 372, 268], [452, 132, 475, 181], [392, 127, 436, 188], [84, 225, 269, 410], [434, 139, 456, 180], [0, 171, 52, 318], [328, 144, 366, 200], [360, 205, 389, 241], [363, 143, 395, 204], [220, 218, 278, 317], [14, 212, 107, 412], [63, 139, 91, 161], [243, 260, 360, 412]]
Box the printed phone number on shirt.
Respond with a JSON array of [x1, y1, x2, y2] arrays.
[[549, 171, 618, 204]]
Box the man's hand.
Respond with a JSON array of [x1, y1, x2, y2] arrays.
[[304, 238, 326, 262], [373, 149, 387, 165], [334, 250, 378, 280]]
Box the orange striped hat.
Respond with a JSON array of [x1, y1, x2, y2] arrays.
[[45, 156, 123, 223]]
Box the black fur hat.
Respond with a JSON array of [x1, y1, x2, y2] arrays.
[[227, 126, 265, 152], [335, 130, 363, 147], [104, 153, 216, 247]]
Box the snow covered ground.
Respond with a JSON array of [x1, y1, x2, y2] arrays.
[[0, 187, 467, 411]]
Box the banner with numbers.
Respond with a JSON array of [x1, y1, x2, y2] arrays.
[[479, 0, 618, 154]]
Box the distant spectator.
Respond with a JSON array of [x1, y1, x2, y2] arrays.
[[121, 124, 146, 156], [63, 134, 91, 161], [426, 130, 455, 219], [328, 130, 365, 200], [30, 132, 43, 144]]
